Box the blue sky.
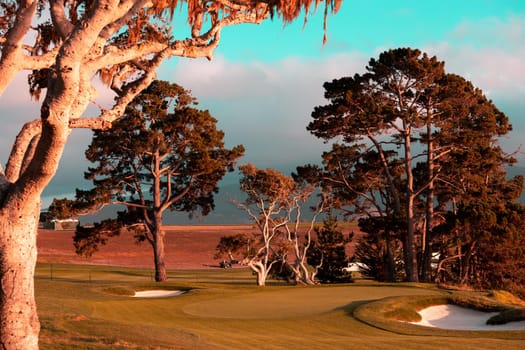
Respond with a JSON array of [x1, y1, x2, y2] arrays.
[[1, 0, 524, 212]]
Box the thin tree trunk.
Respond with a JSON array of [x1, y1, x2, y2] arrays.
[[404, 129, 419, 282], [384, 228, 396, 282], [256, 270, 266, 286], [0, 199, 40, 349], [405, 199, 418, 282], [421, 123, 435, 282]]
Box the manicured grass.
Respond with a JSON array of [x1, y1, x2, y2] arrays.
[[35, 263, 525, 349]]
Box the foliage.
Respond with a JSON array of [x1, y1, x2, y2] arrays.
[[45, 197, 78, 221], [214, 233, 252, 261], [307, 214, 353, 283], [487, 308, 525, 325], [73, 211, 131, 258], [354, 216, 405, 282], [268, 258, 296, 282]]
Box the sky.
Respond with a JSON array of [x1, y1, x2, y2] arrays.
[[1, 0, 525, 218]]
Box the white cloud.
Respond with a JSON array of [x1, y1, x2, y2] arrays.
[[158, 52, 369, 169], [424, 15, 525, 99], [424, 43, 525, 100], [159, 21, 525, 165], [422, 15, 525, 161]]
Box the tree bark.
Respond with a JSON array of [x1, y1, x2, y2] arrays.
[[420, 121, 435, 282], [296, 262, 316, 285], [403, 129, 419, 282], [0, 197, 40, 350], [152, 213, 167, 282], [384, 229, 396, 282], [153, 233, 167, 282], [248, 261, 268, 286]]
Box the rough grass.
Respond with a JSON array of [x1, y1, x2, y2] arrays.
[[353, 290, 525, 340], [489, 290, 525, 307], [36, 263, 525, 350]]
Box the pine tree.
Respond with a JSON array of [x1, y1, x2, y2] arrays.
[[308, 214, 353, 283]]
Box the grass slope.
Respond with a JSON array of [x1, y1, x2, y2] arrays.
[[36, 264, 525, 349]]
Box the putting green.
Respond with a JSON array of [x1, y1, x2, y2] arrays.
[[183, 285, 440, 319]]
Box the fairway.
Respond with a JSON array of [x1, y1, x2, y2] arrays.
[[35, 264, 525, 350], [182, 285, 438, 319]]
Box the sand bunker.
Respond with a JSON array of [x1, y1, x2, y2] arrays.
[[133, 290, 185, 298], [411, 304, 525, 331]]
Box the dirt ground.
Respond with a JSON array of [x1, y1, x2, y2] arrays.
[[37, 224, 361, 269]]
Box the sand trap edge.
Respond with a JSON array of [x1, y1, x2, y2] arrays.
[[133, 290, 186, 298], [410, 304, 525, 331]]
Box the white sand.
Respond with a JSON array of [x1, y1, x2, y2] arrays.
[[411, 304, 525, 331], [133, 290, 185, 298]]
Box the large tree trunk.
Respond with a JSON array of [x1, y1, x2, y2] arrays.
[[152, 232, 167, 282], [0, 197, 41, 349], [0, 80, 70, 349], [152, 213, 167, 282]]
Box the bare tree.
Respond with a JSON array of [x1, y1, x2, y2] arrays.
[[236, 164, 325, 285], [236, 164, 293, 286], [0, 1, 342, 348]]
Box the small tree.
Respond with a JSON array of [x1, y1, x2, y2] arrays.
[[214, 233, 252, 263], [73, 81, 244, 281], [235, 164, 294, 286], [307, 214, 352, 283], [236, 164, 326, 286], [46, 197, 79, 221]]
